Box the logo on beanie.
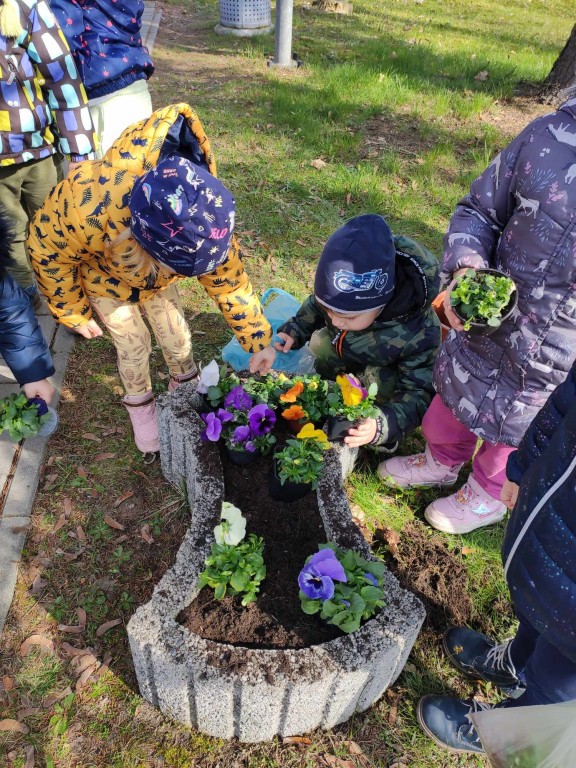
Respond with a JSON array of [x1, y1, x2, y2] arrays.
[[333, 268, 389, 294]]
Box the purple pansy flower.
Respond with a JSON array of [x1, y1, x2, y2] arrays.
[[216, 408, 234, 424], [364, 572, 379, 587], [248, 403, 276, 436], [298, 549, 347, 601], [231, 425, 251, 447], [224, 386, 253, 411], [200, 411, 222, 442]]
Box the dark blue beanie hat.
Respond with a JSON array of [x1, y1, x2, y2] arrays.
[[129, 155, 235, 277], [314, 214, 396, 314]]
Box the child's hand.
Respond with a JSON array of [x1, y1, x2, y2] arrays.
[[249, 346, 276, 375], [274, 333, 294, 352], [500, 479, 519, 510], [23, 379, 54, 405], [73, 319, 103, 338], [444, 267, 475, 332], [344, 417, 377, 448]]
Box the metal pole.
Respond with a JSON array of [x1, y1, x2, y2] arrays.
[[269, 0, 300, 68]]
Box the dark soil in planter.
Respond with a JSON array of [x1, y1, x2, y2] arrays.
[[178, 424, 344, 649]]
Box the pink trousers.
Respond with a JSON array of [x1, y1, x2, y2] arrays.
[[422, 395, 515, 500]]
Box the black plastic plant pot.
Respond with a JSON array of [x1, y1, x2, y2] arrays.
[[451, 268, 518, 337], [326, 415, 362, 442], [223, 445, 259, 466], [268, 458, 312, 502]]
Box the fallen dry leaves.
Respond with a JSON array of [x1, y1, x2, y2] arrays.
[[103, 514, 125, 530], [95, 618, 122, 637], [57, 607, 86, 634], [113, 490, 134, 508], [0, 718, 29, 734], [19, 633, 54, 657]]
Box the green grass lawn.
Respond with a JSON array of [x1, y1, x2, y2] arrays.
[[1, 0, 575, 765]]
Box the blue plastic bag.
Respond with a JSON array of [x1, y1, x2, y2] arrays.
[[222, 287, 316, 373]]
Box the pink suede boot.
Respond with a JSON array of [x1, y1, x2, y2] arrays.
[[168, 366, 199, 393], [122, 391, 160, 453]]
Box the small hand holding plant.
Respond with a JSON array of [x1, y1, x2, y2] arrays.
[[198, 502, 266, 606], [298, 544, 385, 633], [449, 269, 516, 331], [0, 392, 55, 440], [274, 423, 330, 489]]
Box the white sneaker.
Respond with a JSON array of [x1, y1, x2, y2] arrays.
[[378, 444, 463, 488], [424, 475, 507, 534]]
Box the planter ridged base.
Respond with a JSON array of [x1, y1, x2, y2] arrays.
[[127, 384, 425, 742]]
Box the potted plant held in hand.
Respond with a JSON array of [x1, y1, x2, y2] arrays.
[[325, 374, 379, 441], [198, 502, 266, 606], [0, 392, 58, 441], [449, 268, 517, 334], [269, 424, 330, 502], [200, 384, 277, 465], [298, 544, 386, 634]]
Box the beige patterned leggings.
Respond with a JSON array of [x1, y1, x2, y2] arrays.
[[90, 285, 194, 396]]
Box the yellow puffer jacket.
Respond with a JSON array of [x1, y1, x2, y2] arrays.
[[27, 103, 272, 353]]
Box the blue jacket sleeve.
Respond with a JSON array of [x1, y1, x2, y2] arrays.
[[0, 273, 55, 385], [506, 363, 576, 483]]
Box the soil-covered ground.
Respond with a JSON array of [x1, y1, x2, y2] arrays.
[[178, 425, 343, 649]]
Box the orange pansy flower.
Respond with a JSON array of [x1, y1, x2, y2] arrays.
[[279, 381, 305, 403], [282, 404, 307, 421]]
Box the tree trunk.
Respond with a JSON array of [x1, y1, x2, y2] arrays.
[[539, 23, 576, 103]]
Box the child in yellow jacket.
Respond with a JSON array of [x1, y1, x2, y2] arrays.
[[27, 104, 272, 455]]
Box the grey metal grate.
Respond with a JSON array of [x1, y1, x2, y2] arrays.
[[219, 0, 271, 29]]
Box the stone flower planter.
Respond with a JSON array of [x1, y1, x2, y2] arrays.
[[127, 383, 425, 743]]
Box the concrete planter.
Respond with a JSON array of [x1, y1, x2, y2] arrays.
[[127, 384, 425, 742]]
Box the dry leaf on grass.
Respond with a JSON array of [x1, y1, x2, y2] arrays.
[[374, 527, 400, 558], [94, 452, 117, 461], [29, 574, 48, 595], [76, 526, 86, 542], [103, 515, 125, 531], [19, 634, 54, 657], [96, 618, 122, 637], [82, 433, 102, 442], [71, 653, 99, 676], [24, 745, 35, 768], [57, 607, 86, 634], [461, 546, 477, 556], [42, 687, 73, 708], [51, 513, 68, 534], [282, 736, 312, 744], [388, 701, 398, 725], [323, 756, 355, 768], [2, 675, 15, 691], [17, 707, 41, 719], [311, 158, 327, 170], [76, 465, 88, 478], [63, 497, 73, 516], [474, 69, 489, 81], [0, 719, 29, 734], [113, 490, 134, 508], [140, 524, 154, 544], [75, 664, 99, 691], [60, 642, 94, 658], [344, 740, 364, 755], [95, 652, 112, 678]]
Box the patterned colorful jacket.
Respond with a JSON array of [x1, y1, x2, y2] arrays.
[[27, 103, 272, 353], [502, 361, 576, 663], [434, 97, 576, 447], [278, 235, 441, 445], [50, 0, 154, 100], [0, 0, 96, 165]]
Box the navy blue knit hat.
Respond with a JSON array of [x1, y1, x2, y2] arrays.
[[129, 155, 235, 277], [314, 214, 395, 314]]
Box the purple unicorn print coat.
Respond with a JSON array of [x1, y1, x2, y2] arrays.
[[434, 96, 576, 447]]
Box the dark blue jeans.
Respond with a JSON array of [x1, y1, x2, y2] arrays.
[[506, 612, 576, 707]]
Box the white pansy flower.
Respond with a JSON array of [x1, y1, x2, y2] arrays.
[[214, 501, 246, 545], [196, 359, 220, 394]]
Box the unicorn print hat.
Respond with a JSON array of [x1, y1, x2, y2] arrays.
[[129, 155, 236, 277]]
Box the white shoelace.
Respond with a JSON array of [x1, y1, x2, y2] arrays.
[[463, 700, 493, 741], [485, 638, 516, 675]]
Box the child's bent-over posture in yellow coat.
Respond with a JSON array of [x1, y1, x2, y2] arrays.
[[27, 103, 272, 454]]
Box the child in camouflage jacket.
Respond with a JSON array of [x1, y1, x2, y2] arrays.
[[250, 214, 441, 449]]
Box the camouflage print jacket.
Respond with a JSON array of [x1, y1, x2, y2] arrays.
[[278, 235, 442, 446]]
